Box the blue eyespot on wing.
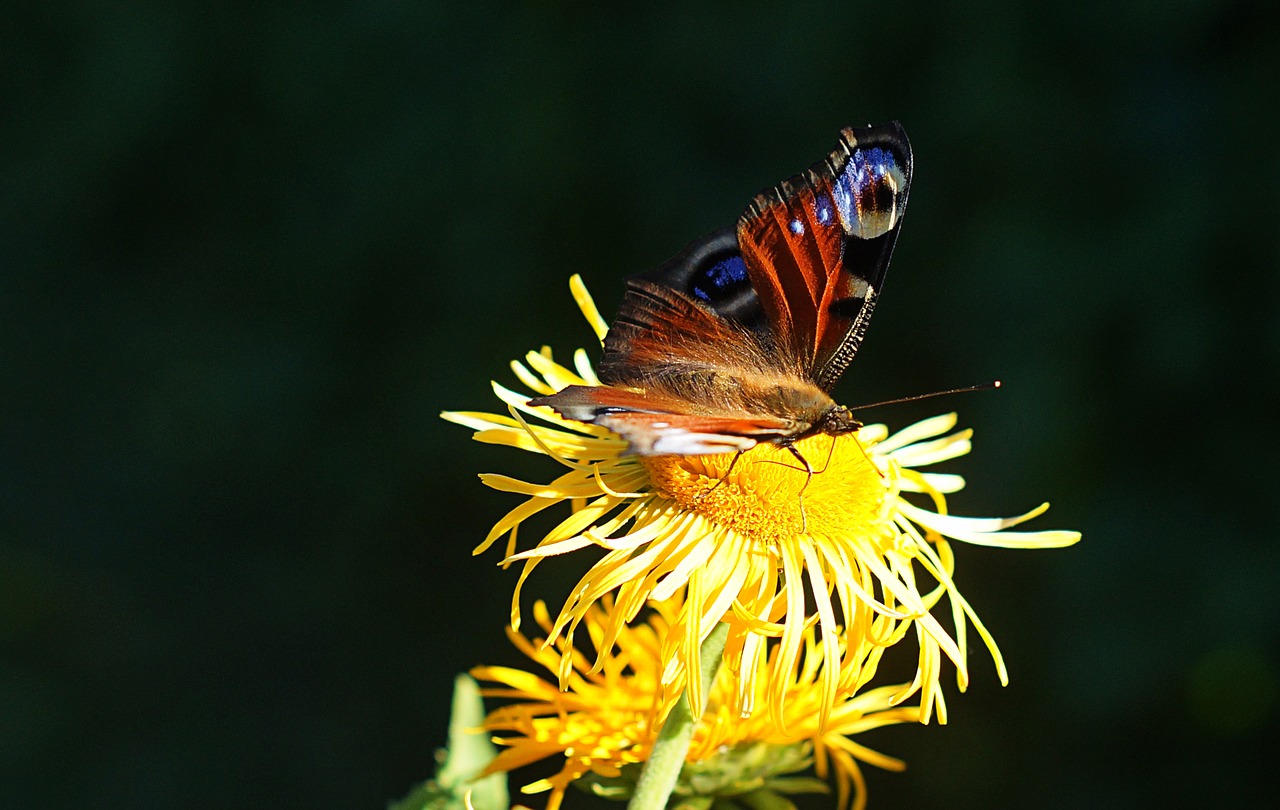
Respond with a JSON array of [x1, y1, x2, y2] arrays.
[[630, 227, 767, 332], [832, 145, 908, 240], [736, 122, 913, 391]]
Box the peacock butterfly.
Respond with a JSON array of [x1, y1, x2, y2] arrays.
[[531, 123, 912, 462]]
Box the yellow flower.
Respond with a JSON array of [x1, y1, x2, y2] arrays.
[[443, 276, 1080, 726], [473, 597, 919, 810]]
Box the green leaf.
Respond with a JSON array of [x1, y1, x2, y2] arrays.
[[669, 795, 715, 810], [389, 675, 508, 810], [736, 789, 798, 810], [759, 777, 828, 795]]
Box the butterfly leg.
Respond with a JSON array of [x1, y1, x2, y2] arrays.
[[694, 450, 745, 503], [813, 435, 838, 475], [845, 432, 886, 479], [785, 444, 814, 534]]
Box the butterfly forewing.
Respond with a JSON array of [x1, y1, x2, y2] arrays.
[[737, 123, 912, 391]]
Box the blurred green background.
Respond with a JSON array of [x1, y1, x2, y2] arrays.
[[3, 1, 1278, 808]]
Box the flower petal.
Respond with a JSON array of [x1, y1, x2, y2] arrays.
[[897, 499, 1082, 548], [869, 412, 957, 454]]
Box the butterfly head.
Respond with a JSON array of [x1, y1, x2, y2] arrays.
[[814, 404, 861, 437]]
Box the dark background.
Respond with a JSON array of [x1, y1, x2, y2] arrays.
[[4, 1, 1278, 808]]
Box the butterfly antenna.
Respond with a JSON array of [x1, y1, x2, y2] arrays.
[[850, 380, 1002, 411]]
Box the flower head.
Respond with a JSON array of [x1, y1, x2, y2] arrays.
[[443, 276, 1080, 725], [473, 597, 918, 810]]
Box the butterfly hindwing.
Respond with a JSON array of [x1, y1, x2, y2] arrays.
[[737, 123, 912, 391], [596, 277, 769, 387], [635, 228, 767, 332]]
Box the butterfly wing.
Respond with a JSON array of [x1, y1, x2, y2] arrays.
[[533, 124, 912, 454], [598, 124, 912, 392], [595, 271, 772, 387], [529, 384, 791, 455], [737, 123, 912, 391], [532, 266, 798, 455]]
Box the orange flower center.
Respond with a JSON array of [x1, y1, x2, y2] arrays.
[[640, 433, 888, 545]]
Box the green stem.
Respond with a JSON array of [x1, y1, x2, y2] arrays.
[[627, 622, 731, 810]]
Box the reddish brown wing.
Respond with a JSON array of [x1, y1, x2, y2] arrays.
[[529, 385, 791, 455], [737, 123, 912, 391], [529, 281, 794, 454], [596, 277, 775, 386]]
